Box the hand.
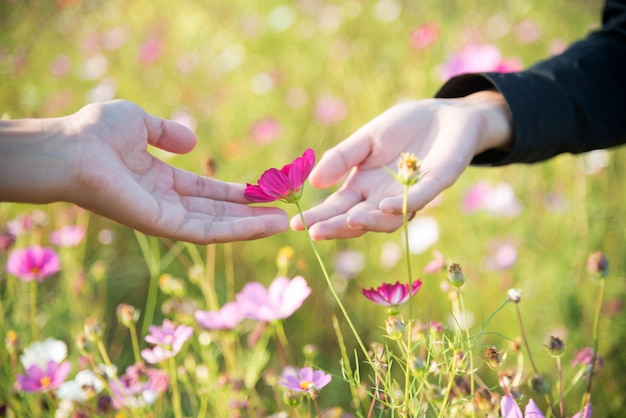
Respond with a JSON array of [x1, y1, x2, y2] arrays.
[[61, 100, 288, 243], [290, 91, 512, 240]]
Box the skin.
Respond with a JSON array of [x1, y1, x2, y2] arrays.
[[0, 100, 288, 244], [290, 90, 514, 240]]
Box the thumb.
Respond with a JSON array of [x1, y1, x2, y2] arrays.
[[143, 112, 197, 154]]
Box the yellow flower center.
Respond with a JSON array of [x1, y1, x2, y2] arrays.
[[39, 376, 52, 388], [299, 380, 313, 390], [30, 267, 41, 275]]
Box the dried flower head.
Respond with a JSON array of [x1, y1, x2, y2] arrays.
[[548, 336, 565, 357], [447, 263, 465, 287], [397, 152, 422, 185], [484, 346, 502, 370], [586, 251, 609, 277]]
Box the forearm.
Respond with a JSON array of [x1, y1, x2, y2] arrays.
[[0, 117, 76, 204]]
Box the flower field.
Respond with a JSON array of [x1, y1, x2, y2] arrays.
[[2, 0, 626, 416]]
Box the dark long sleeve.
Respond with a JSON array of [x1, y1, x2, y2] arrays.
[[435, 0, 626, 166]]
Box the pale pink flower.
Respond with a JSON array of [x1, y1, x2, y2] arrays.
[[437, 44, 522, 80], [50, 54, 71, 77], [236, 276, 311, 322], [244, 148, 315, 203], [49, 225, 86, 248], [140, 320, 193, 364], [6, 246, 61, 282], [424, 250, 446, 274], [195, 301, 245, 330], [139, 37, 164, 65], [314, 95, 347, 125], [109, 363, 169, 410], [250, 117, 282, 144], [409, 23, 439, 50]]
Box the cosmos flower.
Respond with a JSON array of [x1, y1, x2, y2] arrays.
[[236, 276, 311, 322], [362, 280, 422, 307], [109, 363, 169, 410], [6, 246, 61, 282], [49, 225, 86, 248], [195, 301, 245, 330], [244, 148, 315, 203], [278, 366, 331, 400], [16, 361, 72, 393], [140, 320, 193, 364]]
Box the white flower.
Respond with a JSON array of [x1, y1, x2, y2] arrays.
[[508, 288, 522, 303], [56, 370, 104, 402], [20, 338, 67, 369], [407, 216, 440, 254]]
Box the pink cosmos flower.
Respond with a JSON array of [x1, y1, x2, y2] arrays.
[[236, 276, 311, 322], [314, 95, 348, 125], [140, 320, 193, 364], [139, 37, 164, 65], [244, 148, 315, 203], [278, 366, 331, 399], [500, 395, 591, 418], [195, 301, 245, 330], [250, 117, 282, 144], [16, 361, 72, 393], [109, 363, 169, 410], [49, 225, 86, 248], [424, 250, 446, 274], [6, 246, 61, 282], [409, 23, 439, 50], [362, 280, 422, 307], [437, 44, 522, 81]]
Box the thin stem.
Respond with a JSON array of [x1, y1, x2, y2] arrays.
[[295, 203, 381, 385], [169, 356, 183, 418], [129, 323, 142, 363], [273, 320, 294, 367], [582, 277, 605, 412], [30, 281, 38, 340], [557, 357, 564, 418], [401, 184, 413, 417], [457, 289, 475, 411], [514, 303, 540, 375]]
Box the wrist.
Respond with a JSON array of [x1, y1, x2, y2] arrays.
[[0, 116, 77, 204], [457, 90, 514, 155]]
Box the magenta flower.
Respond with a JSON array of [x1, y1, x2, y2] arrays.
[[49, 225, 86, 248], [16, 360, 72, 393], [6, 246, 61, 282], [244, 148, 315, 203], [236, 276, 311, 322], [278, 366, 331, 399], [140, 320, 193, 364], [362, 280, 422, 307], [314, 95, 348, 125], [195, 301, 245, 330]]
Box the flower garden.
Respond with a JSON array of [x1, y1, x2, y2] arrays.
[[2, 0, 625, 416]]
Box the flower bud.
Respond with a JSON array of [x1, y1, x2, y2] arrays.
[[5, 330, 19, 355], [529, 374, 550, 395], [385, 316, 406, 340], [484, 346, 502, 370], [76, 334, 93, 353], [116, 303, 140, 328], [548, 336, 565, 357], [84, 317, 103, 342], [159, 274, 185, 297], [507, 288, 522, 303], [283, 390, 304, 406], [447, 263, 465, 288], [397, 152, 422, 186], [586, 251, 609, 277], [276, 246, 295, 272]]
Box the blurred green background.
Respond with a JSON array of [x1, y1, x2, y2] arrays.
[[2, 0, 626, 415]]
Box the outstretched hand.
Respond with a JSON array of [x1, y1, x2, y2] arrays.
[[290, 91, 512, 240], [66, 100, 288, 243]]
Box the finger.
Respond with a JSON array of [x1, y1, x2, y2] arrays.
[[309, 125, 373, 189], [182, 195, 287, 218], [174, 212, 289, 244], [172, 166, 250, 204], [289, 185, 364, 231], [143, 111, 197, 154], [379, 171, 456, 215]]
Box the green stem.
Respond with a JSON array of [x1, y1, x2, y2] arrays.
[[129, 323, 142, 363], [401, 184, 414, 417], [169, 356, 183, 418], [582, 277, 605, 412], [30, 281, 38, 340], [295, 202, 380, 383], [135, 233, 161, 336], [457, 289, 475, 411], [557, 357, 564, 418]]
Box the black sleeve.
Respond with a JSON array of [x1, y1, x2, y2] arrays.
[[435, 0, 626, 166]]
